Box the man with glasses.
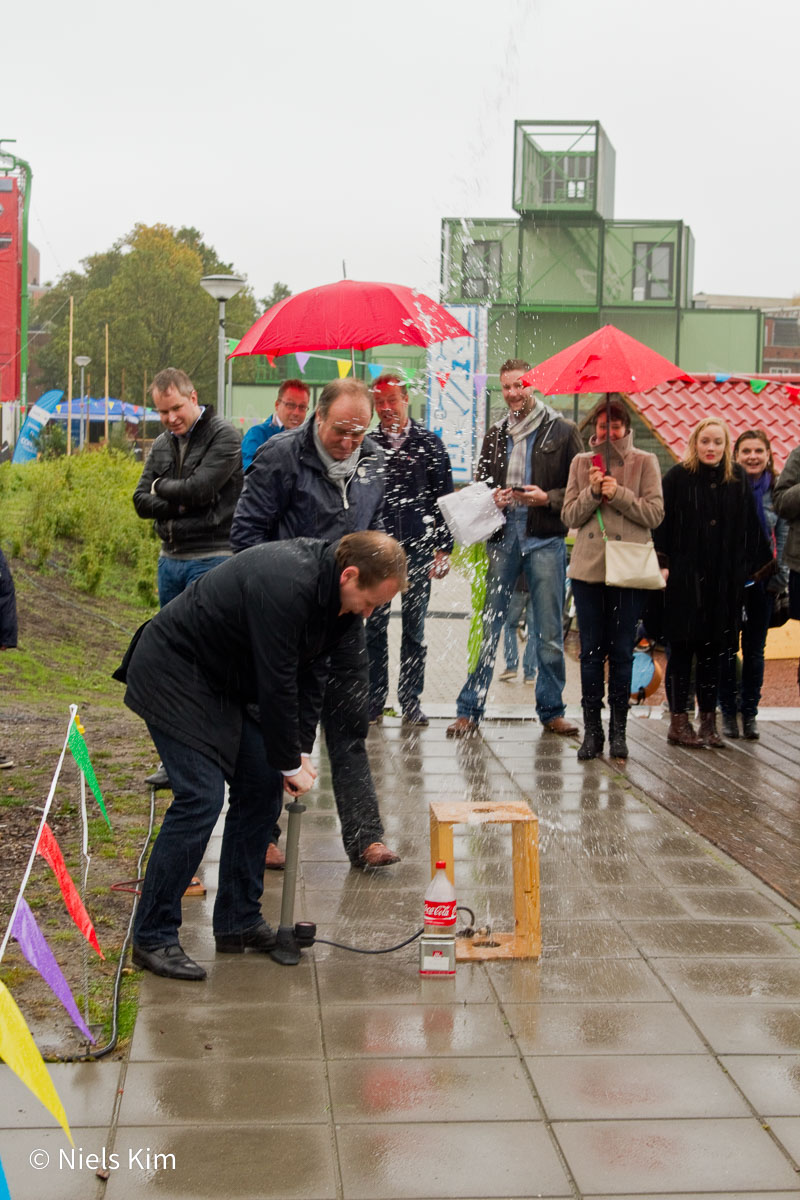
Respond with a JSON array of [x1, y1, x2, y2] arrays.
[[231, 378, 400, 869], [240, 379, 310, 471]]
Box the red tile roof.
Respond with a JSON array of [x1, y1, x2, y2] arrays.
[[628, 374, 800, 472]]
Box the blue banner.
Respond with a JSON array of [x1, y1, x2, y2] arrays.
[[11, 390, 64, 464]]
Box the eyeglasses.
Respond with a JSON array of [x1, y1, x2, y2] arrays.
[[279, 401, 308, 412]]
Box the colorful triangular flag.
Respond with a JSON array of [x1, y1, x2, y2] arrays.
[[473, 373, 488, 396], [366, 363, 383, 380], [749, 379, 769, 394], [67, 723, 110, 827], [715, 374, 731, 383], [336, 359, 352, 379], [436, 371, 450, 391], [0, 1152, 10, 1200], [295, 353, 310, 374], [37, 823, 103, 958], [266, 354, 276, 368], [402, 369, 416, 389], [0, 978, 73, 1142], [785, 386, 800, 406], [226, 337, 240, 355], [10, 898, 94, 1043]]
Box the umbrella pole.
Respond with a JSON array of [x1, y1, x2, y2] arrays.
[[350, 347, 356, 377], [604, 392, 611, 474]]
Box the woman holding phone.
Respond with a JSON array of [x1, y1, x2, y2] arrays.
[[562, 397, 664, 760]]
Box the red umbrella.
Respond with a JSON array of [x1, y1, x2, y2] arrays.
[[520, 323, 694, 468], [230, 279, 472, 363]]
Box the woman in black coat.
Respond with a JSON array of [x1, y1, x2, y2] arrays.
[[654, 417, 773, 748]]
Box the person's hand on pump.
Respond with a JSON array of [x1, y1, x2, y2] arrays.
[[283, 759, 317, 796]]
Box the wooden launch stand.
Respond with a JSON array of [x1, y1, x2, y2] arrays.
[[428, 800, 541, 962]]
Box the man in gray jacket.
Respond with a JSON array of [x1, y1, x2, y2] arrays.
[[231, 378, 399, 869]]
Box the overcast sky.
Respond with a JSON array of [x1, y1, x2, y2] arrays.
[[5, 0, 799, 305]]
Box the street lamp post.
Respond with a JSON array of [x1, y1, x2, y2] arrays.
[[199, 274, 245, 420], [75, 355, 91, 449]]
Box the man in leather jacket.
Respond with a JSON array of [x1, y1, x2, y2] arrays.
[[447, 358, 582, 739]]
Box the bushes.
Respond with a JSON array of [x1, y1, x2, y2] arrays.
[[0, 451, 159, 604]]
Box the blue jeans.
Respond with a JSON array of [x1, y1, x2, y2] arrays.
[[503, 589, 536, 678], [157, 555, 230, 607], [718, 581, 773, 718], [366, 542, 432, 714], [571, 579, 644, 710], [134, 717, 282, 947], [456, 536, 568, 725]]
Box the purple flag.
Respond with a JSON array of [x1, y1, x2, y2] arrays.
[[10, 898, 94, 1042], [295, 352, 310, 374], [473, 373, 488, 396]]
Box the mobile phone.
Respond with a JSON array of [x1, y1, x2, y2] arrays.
[[511, 485, 527, 492], [591, 454, 605, 471]]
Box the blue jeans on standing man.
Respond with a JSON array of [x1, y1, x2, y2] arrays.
[[367, 541, 432, 716], [503, 587, 537, 678], [134, 715, 282, 948], [456, 529, 568, 726], [157, 554, 230, 607]]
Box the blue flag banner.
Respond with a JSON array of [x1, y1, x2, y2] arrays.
[[12, 390, 64, 463]]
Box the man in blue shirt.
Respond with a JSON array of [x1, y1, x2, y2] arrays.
[[240, 379, 310, 470]]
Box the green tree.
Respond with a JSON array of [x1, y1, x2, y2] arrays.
[[259, 281, 292, 314], [32, 224, 258, 406]]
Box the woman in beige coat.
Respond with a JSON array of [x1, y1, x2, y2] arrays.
[[562, 397, 664, 760]]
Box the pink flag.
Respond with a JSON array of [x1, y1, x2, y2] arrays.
[[473, 373, 488, 396], [37, 823, 104, 958], [436, 371, 450, 391], [10, 898, 94, 1042]]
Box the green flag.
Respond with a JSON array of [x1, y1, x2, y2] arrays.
[[68, 724, 111, 827], [749, 379, 769, 394], [227, 337, 240, 355]]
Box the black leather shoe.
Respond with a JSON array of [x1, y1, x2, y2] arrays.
[[132, 942, 206, 981], [145, 763, 171, 789], [215, 919, 278, 954], [721, 713, 739, 739]]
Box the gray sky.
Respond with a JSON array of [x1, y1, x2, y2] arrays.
[[5, 0, 799, 304]]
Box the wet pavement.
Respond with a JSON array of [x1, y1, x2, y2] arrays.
[[3, 573, 800, 1198]]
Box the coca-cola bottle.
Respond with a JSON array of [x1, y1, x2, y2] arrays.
[[424, 861, 457, 935]]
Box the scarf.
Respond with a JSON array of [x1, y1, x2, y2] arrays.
[[506, 401, 546, 489], [313, 422, 362, 485], [749, 469, 773, 542]]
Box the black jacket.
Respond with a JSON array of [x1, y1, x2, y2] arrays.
[[371, 419, 454, 552], [653, 461, 773, 645], [133, 407, 243, 555], [0, 548, 17, 649], [120, 540, 363, 776], [230, 420, 384, 550], [477, 409, 583, 539]]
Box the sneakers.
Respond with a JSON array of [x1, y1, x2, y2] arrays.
[[145, 763, 171, 789], [0, 750, 14, 769], [498, 668, 517, 682], [401, 706, 429, 726]]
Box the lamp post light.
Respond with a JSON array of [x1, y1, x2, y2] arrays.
[[199, 274, 245, 420], [75, 354, 91, 449]]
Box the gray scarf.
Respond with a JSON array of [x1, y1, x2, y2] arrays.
[[313, 422, 362, 489], [506, 400, 546, 489]]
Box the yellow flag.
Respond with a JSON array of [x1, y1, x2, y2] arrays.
[[336, 359, 352, 379], [0, 979, 73, 1143]]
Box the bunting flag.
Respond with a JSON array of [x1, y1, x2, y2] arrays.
[[749, 379, 769, 394], [715, 374, 731, 383], [473, 373, 488, 396], [785, 386, 800, 406], [266, 354, 276, 368], [336, 359, 352, 379], [0, 1152, 10, 1200], [436, 371, 450, 391], [226, 337, 240, 356], [295, 352, 310, 374], [37, 824, 104, 958], [0, 979, 73, 1142], [10, 899, 94, 1043], [67, 724, 109, 827], [366, 363, 383, 380], [402, 369, 416, 389]]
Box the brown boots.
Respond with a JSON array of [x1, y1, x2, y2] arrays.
[[667, 711, 727, 748], [667, 712, 703, 747]]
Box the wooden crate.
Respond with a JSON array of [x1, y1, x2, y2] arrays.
[[429, 800, 541, 962]]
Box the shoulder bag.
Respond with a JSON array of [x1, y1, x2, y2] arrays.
[[596, 510, 665, 590]]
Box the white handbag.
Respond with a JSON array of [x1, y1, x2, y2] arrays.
[[596, 511, 665, 590]]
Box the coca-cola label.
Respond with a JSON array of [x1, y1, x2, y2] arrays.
[[424, 899, 457, 926]]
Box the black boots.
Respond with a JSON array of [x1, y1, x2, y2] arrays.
[[721, 712, 739, 739], [608, 706, 629, 759], [577, 707, 604, 760]]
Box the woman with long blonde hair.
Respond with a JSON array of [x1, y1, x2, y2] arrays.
[[654, 417, 773, 748]]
